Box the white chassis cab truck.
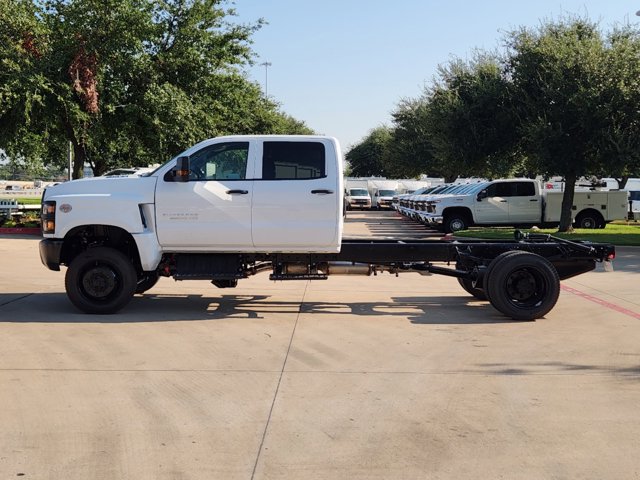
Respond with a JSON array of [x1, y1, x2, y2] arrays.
[[39, 136, 615, 320]]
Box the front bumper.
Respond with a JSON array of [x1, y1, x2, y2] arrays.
[[39, 239, 64, 271], [418, 213, 443, 225]]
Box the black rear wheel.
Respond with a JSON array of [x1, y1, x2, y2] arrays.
[[574, 211, 605, 229], [485, 252, 560, 321], [455, 262, 487, 300], [65, 247, 137, 314], [457, 277, 488, 300]]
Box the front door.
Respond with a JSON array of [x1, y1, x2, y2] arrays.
[[155, 140, 256, 249], [474, 182, 510, 224]]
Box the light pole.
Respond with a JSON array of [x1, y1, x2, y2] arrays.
[[259, 61, 272, 97]]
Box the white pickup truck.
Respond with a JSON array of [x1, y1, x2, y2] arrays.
[[39, 135, 615, 320], [413, 179, 628, 233]]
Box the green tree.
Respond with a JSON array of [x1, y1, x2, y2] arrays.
[[386, 54, 519, 182], [507, 18, 608, 231], [345, 126, 392, 177], [422, 54, 520, 181], [591, 25, 640, 189], [0, 0, 311, 178], [386, 99, 435, 179]]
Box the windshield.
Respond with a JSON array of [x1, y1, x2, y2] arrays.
[[378, 190, 396, 196], [350, 189, 369, 196]]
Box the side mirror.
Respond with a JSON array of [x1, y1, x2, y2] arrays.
[[477, 190, 488, 201], [172, 156, 190, 183]]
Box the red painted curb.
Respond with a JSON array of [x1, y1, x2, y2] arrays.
[[0, 227, 42, 236]]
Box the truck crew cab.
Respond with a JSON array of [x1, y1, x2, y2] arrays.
[[40, 136, 614, 320]]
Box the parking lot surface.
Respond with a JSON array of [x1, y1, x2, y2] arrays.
[[1, 211, 639, 479]]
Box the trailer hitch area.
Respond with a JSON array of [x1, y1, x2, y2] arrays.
[[514, 229, 597, 254]]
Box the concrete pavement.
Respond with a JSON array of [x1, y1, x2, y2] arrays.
[[0, 211, 639, 479]]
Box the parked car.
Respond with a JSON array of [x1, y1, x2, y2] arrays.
[[102, 167, 153, 177]]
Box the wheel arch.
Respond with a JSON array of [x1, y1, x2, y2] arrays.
[[442, 206, 474, 232], [574, 208, 605, 228], [60, 224, 144, 273], [442, 206, 473, 222]]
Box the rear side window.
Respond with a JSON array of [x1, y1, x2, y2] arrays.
[[514, 182, 536, 196], [262, 141, 326, 180]]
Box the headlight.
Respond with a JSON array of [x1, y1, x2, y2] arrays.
[[41, 200, 56, 233]]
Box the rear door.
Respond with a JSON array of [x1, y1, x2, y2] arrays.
[[508, 181, 541, 223], [251, 139, 340, 251]]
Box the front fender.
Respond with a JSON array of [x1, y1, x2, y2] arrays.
[[49, 193, 146, 238]]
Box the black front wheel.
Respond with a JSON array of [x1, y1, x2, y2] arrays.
[[485, 252, 560, 321], [65, 247, 137, 314]]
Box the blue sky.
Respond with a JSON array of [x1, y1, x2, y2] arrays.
[[234, 1, 638, 150]]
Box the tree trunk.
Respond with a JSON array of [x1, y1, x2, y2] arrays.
[[557, 173, 576, 232], [61, 115, 86, 179], [72, 142, 85, 179], [616, 176, 628, 190]]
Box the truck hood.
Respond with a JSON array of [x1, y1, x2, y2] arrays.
[[44, 176, 158, 203]]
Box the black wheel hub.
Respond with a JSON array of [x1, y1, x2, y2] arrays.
[[581, 218, 595, 228], [506, 269, 542, 303], [82, 266, 118, 299]]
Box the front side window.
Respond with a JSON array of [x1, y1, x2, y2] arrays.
[[189, 142, 249, 181], [487, 182, 515, 197], [262, 141, 325, 180]]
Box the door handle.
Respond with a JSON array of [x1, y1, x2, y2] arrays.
[[499, 200, 507, 203], [311, 189, 334, 194], [529, 199, 539, 202], [226, 189, 249, 195]]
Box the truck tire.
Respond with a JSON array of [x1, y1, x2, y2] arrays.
[[455, 262, 487, 300], [65, 247, 137, 314], [574, 210, 604, 229], [443, 213, 469, 233], [135, 272, 160, 294], [485, 251, 560, 321], [457, 277, 487, 300]]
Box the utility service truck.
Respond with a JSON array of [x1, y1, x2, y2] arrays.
[[39, 136, 614, 320], [412, 179, 628, 233]]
